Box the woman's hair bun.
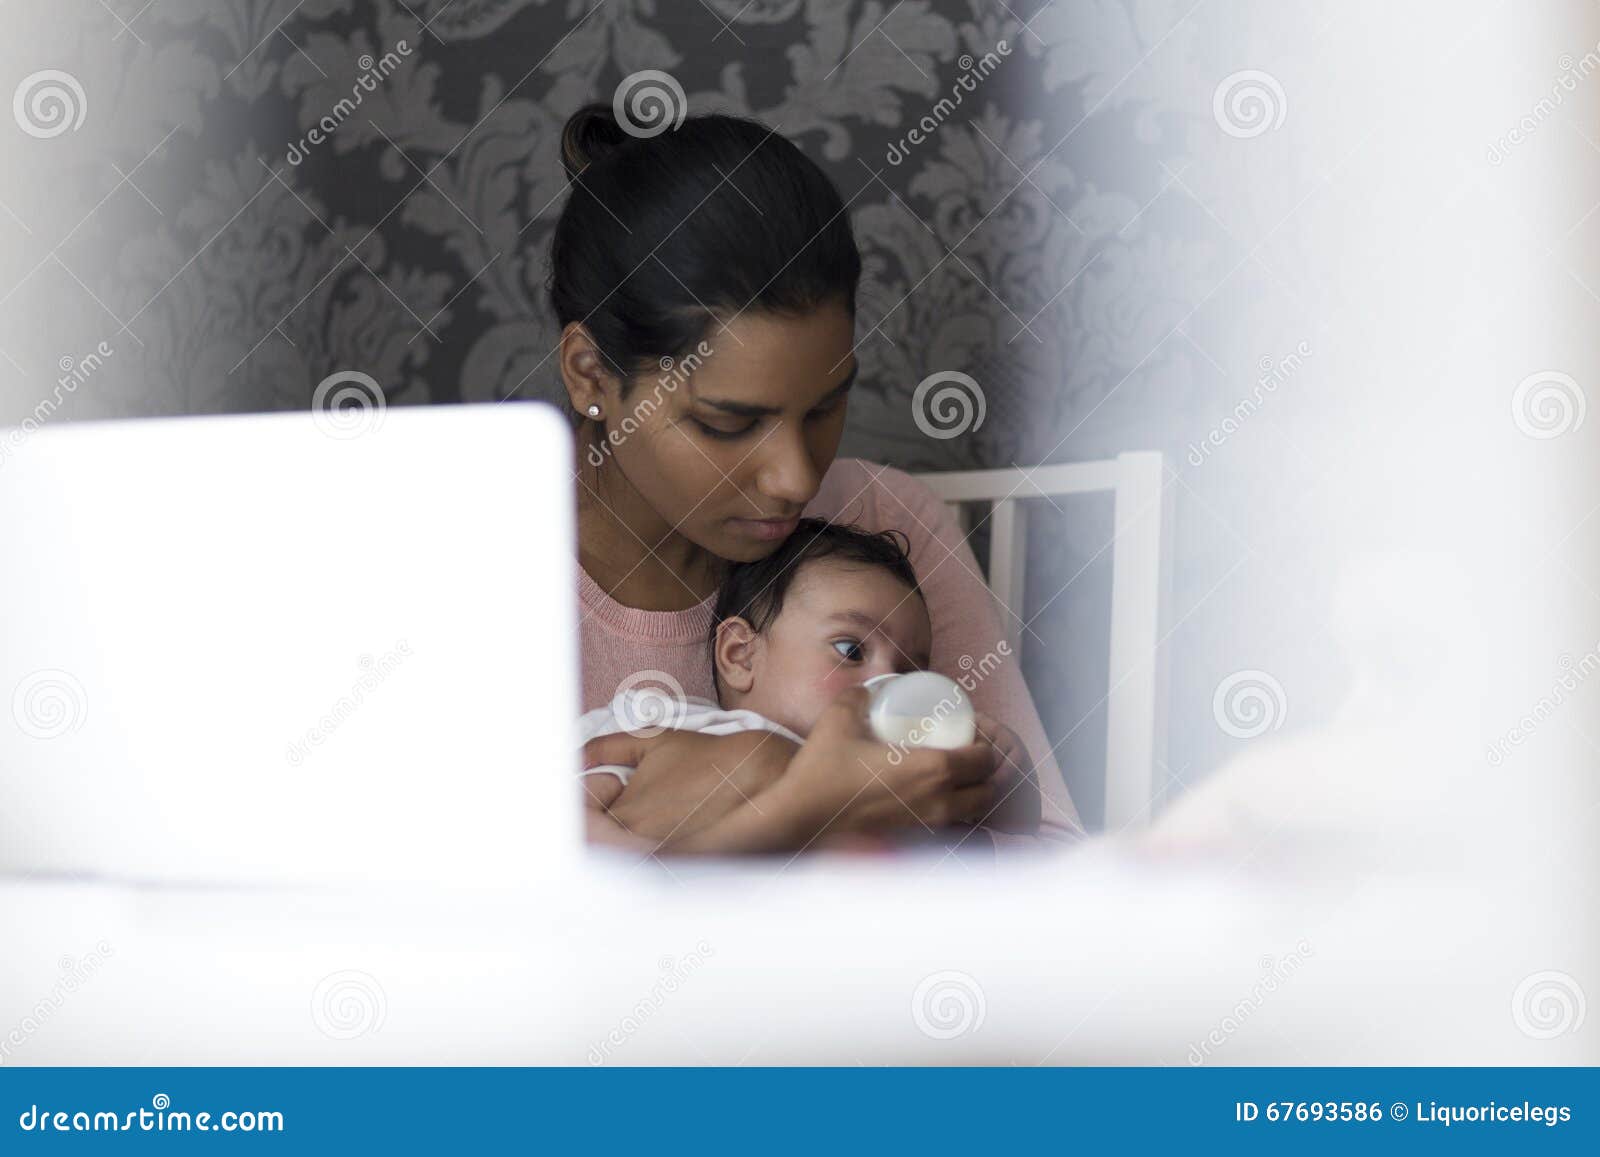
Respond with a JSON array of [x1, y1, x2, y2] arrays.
[[560, 103, 628, 183]]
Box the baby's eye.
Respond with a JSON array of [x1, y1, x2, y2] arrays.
[[831, 639, 864, 662]]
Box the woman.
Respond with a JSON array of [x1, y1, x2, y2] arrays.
[[550, 103, 1082, 853]]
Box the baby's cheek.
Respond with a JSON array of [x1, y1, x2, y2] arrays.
[[813, 667, 865, 701], [788, 666, 864, 730]]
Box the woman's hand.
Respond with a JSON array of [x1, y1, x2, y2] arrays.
[[710, 686, 999, 851], [972, 712, 1042, 835], [582, 728, 798, 846]]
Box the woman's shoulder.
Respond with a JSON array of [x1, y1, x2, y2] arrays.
[[810, 456, 947, 528]]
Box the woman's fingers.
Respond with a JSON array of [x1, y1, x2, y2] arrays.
[[963, 716, 1040, 835], [903, 741, 997, 788], [951, 742, 1001, 786], [971, 712, 1025, 784], [945, 781, 998, 826], [582, 730, 660, 770], [581, 772, 625, 811]]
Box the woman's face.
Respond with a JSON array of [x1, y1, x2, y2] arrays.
[[590, 301, 857, 563]]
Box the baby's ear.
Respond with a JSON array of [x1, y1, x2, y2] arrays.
[[713, 617, 759, 696]]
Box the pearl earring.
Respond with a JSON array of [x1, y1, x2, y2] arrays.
[[586, 404, 601, 418]]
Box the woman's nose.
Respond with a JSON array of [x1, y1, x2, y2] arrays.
[[754, 431, 821, 509]]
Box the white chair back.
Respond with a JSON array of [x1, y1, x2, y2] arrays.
[[915, 453, 1173, 829]]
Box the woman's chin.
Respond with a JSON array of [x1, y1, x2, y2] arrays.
[[713, 536, 782, 564]]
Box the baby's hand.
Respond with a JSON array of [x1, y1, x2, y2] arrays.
[[972, 712, 1042, 835]]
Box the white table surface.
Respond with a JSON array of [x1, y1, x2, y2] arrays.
[[4, 835, 1586, 1067]]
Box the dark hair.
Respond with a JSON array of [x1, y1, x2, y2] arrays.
[[549, 102, 862, 396], [710, 518, 921, 693]]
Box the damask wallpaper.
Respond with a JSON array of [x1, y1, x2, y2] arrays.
[[11, 2, 1212, 454]]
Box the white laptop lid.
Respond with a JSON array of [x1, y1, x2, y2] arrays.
[[0, 402, 579, 886]]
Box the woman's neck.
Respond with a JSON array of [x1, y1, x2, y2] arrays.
[[573, 431, 721, 611]]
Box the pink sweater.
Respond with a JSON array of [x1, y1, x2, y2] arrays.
[[578, 458, 1084, 840]]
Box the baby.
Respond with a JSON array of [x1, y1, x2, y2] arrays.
[[579, 518, 1038, 835]]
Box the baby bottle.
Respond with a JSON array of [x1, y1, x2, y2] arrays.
[[862, 671, 976, 749]]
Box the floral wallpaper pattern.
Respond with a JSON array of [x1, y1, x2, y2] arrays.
[[2, 0, 1215, 455]]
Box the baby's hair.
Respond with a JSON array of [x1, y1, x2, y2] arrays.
[[709, 518, 921, 694]]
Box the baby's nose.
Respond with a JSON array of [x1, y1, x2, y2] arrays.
[[859, 665, 896, 688]]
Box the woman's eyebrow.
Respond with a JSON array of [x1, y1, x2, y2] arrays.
[[697, 361, 858, 416]]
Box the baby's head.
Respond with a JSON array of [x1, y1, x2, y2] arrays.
[[710, 519, 931, 737]]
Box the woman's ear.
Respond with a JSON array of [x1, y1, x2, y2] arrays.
[[558, 320, 615, 418], [713, 617, 759, 697]]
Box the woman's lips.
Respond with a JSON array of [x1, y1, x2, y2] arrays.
[[727, 515, 799, 541]]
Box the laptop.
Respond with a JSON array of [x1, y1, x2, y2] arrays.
[[0, 401, 580, 886]]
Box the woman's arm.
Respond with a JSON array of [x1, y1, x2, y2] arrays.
[[582, 688, 1002, 854], [595, 727, 800, 845]]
